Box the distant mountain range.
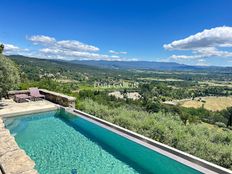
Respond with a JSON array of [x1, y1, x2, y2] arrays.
[[71, 60, 229, 72], [8, 55, 232, 72], [70, 60, 204, 71]]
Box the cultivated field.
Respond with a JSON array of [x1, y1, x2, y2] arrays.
[[199, 81, 232, 88], [138, 77, 183, 81], [180, 96, 232, 111]]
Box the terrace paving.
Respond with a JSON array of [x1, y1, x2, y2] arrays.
[[0, 99, 58, 117]]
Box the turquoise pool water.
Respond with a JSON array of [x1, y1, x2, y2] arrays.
[[4, 110, 202, 174]]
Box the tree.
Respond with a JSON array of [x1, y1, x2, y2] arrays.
[[146, 100, 160, 113], [0, 44, 4, 54], [179, 111, 189, 125], [223, 107, 232, 127], [0, 50, 20, 98]]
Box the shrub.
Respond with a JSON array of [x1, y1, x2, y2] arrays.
[[0, 54, 20, 98], [215, 122, 227, 128]]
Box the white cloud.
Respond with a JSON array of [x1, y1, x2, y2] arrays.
[[110, 55, 120, 58], [170, 54, 203, 59], [171, 48, 232, 60], [2, 35, 130, 61], [28, 35, 99, 52], [57, 40, 99, 52], [164, 26, 232, 60], [4, 44, 21, 52], [198, 59, 206, 62], [26, 35, 124, 60], [195, 47, 232, 57], [109, 50, 127, 55], [157, 58, 171, 62], [196, 59, 208, 66], [28, 35, 56, 44], [164, 26, 232, 50], [40, 48, 121, 60], [126, 58, 138, 61], [3, 44, 29, 55], [196, 62, 209, 66]]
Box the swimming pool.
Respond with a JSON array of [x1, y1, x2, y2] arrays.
[[4, 109, 202, 174]]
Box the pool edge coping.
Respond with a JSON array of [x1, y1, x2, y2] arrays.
[[69, 108, 232, 174], [1, 105, 58, 118]]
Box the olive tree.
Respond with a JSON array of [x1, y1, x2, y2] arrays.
[[223, 107, 232, 127], [0, 44, 4, 54], [0, 45, 20, 98]]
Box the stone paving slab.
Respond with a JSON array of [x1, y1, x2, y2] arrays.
[[21, 169, 38, 174]]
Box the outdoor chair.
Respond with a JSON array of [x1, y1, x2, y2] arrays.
[[14, 94, 31, 103], [29, 88, 45, 101]]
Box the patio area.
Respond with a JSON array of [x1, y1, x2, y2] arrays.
[[0, 99, 58, 118]]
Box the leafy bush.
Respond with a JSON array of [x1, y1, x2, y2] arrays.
[[0, 54, 20, 98], [0, 44, 4, 53], [215, 122, 227, 128]]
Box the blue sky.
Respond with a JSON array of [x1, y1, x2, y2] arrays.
[[1, 0, 232, 66]]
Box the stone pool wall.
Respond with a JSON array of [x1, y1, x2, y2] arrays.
[[39, 89, 76, 108], [0, 118, 38, 174]]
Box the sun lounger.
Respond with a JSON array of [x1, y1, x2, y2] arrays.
[[14, 94, 31, 103], [29, 88, 45, 100]]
